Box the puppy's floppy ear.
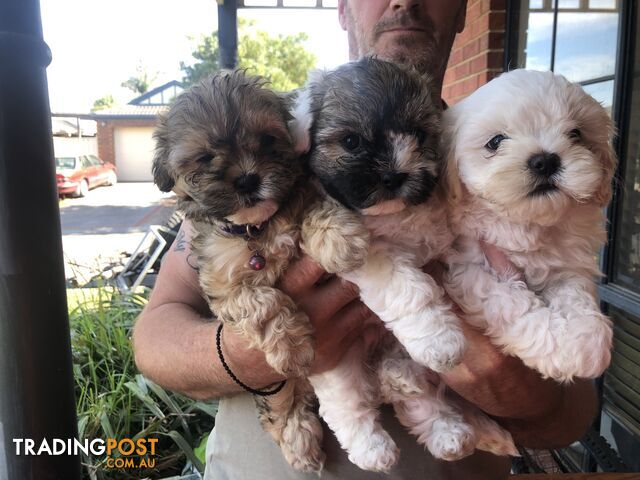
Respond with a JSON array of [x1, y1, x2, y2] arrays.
[[441, 108, 464, 203], [152, 113, 175, 192], [289, 69, 328, 155], [593, 129, 618, 207]]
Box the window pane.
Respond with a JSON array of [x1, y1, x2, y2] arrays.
[[603, 306, 640, 441], [613, 8, 640, 293], [590, 0, 617, 9], [518, 6, 554, 70], [582, 79, 614, 113], [554, 11, 619, 82], [558, 0, 580, 9], [614, 137, 640, 291]]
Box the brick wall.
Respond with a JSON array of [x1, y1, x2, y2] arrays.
[[96, 118, 157, 165], [443, 0, 507, 105]]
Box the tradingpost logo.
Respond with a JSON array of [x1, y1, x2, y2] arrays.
[[13, 437, 159, 469]]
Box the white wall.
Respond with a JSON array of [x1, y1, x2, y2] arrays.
[[114, 127, 155, 182], [53, 136, 98, 158]]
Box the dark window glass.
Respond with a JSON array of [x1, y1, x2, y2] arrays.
[[603, 307, 640, 435], [612, 6, 640, 293]]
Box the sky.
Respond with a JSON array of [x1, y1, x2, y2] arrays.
[[40, 0, 349, 113]]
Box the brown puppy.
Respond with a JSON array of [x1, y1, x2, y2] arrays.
[[152, 71, 324, 473]]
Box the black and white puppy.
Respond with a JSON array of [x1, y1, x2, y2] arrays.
[[290, 58, 512, 472]]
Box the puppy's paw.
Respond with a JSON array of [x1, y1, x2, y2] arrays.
[[285, 447, 326, 474], [378, 359, 425, 399], [404, 318, 467, 372], [265, 310, 315, 377], [282, 423, 325, 473], [521, 311, 612, 382], [426, 417, 476, 461], [302, 202, 370, 274], [281, 404, 326, 474], [347, 430, 399, 473]]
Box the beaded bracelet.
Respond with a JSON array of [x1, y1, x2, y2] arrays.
[[216, 323, 286, 397]]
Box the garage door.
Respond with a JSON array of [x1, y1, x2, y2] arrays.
[[114, 127, 155, 182]]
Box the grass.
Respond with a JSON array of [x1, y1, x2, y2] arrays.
[[68, 286, 216, 480]]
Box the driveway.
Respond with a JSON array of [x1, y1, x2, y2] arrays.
[[59, 182, 177, 285]]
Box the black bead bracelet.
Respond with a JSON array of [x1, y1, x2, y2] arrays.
[[216, 323, 286, 397]]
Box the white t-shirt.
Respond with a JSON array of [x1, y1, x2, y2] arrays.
[[204, 394, 511, 480]]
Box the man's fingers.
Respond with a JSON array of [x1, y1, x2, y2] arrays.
[[305, 278, 363, 325], [278, 254, 326, 297], [323, 300, 371, 337]]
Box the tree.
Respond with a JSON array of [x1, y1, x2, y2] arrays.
[[92, 95, 115, 112], [181, 19, 317, 92], [121, 63, 158, 95]]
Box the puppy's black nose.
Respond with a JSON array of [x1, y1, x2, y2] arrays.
[[528, 153, 560, 177], [382, 172, 408, 191], [234, 173, 261, 194]]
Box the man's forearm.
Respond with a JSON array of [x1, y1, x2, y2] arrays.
[[133, 303, 283, 400], [496, 379, 597, 449]]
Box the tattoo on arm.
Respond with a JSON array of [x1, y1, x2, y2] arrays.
[[174, 230, 187, 252], [187, 253, 199, 271]]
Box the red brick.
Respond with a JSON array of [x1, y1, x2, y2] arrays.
[[454, 61, 471, 79], [467, 0, 482, 23], [443, 69, 456, 85], [449, 47, 464, 67], [489, 11, 506, 30], [462, 39, 481, 59], [451, 81, 466, 99], [462, 75, 480, 94]]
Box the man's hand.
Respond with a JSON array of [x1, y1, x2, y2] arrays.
[[278, 255, 383, 374], [133, 221, 379, 400]]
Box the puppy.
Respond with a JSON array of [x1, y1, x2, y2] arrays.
[[292, 58, 511, 471], [152, 71, 324, 473], [443, 69, 616, 382]]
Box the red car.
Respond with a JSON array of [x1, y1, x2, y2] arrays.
[[56, 154, 117, 197]]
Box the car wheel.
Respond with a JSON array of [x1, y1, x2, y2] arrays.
[[106, 171, 117, 186], [75, 179, 89, 198]]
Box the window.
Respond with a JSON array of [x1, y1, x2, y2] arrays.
[[612, 60, 640, 291], [80, 156, 92, 169], [517, 0, 620, 110], [88, 155, 102, 166]]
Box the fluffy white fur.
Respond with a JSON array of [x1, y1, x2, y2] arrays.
[[443, 69, 616, 382]]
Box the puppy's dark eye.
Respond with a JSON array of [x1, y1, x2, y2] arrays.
[[413, 129, 427, 144], [196, 154, 213, 164], [485, 134, 507, 152], [260, 134, 276, 151], [342, 134, 361, 151], [569, 129, 581, 141]]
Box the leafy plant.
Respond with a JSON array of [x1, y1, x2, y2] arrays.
[[69, 287, 216, 479], [181, 19, 317, 91]]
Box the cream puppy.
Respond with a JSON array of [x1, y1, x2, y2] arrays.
[[443, 69, 617, 382]]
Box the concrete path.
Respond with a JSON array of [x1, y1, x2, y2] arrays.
[[59, 182, 177, 285]]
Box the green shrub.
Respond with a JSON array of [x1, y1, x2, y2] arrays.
[[69, 287, 216, 479]]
